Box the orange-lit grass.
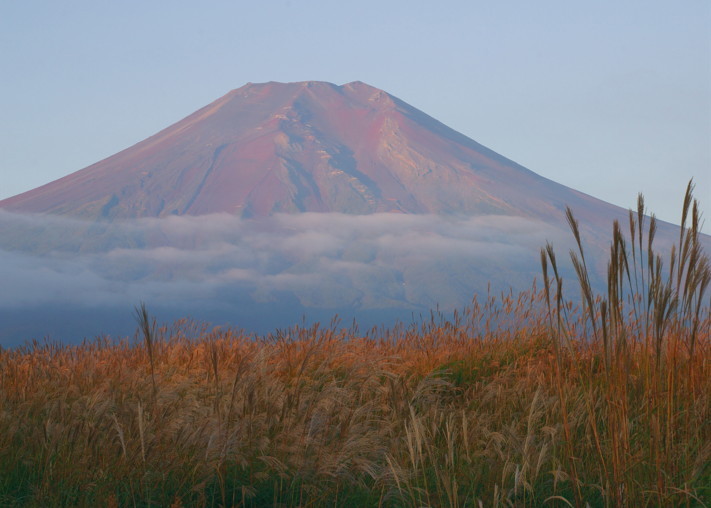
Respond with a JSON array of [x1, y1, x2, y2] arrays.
[[1, 185, 709, 506], [0, 290, 707, 507]]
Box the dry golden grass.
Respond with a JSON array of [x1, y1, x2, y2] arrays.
[[0, 185, 709, 507]]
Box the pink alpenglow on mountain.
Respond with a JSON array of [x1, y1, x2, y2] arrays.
[[3, 81, 680, 345], [0, 81, 619, 227]]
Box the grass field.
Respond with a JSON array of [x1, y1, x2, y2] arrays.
[[0, 186, 709, 507]]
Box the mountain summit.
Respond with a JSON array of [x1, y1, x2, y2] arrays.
[[0, 81, 615, 223], [0, 81, 694, 344]]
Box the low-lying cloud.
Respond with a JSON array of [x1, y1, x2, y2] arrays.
[[0, 210, 581, 343]]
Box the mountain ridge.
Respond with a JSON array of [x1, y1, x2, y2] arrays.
[[0, 81, 704, 345], [0, 80, 621, 229]]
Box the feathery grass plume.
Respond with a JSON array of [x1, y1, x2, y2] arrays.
[[566, 206, 599, 344], [135, 302, 158, 402], [540, 238, 582, 507], [676, 184, 711, 376]]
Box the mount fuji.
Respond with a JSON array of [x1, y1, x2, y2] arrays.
[[0, 81, 682, 344]]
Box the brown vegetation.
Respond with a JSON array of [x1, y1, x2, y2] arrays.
[[0, 185, 709, 507]]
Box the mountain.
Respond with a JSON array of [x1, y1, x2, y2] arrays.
[[0, 81, 689, 345], [0, 81, 620, 228]]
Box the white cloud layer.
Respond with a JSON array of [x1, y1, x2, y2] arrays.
[[14, 209, 696, 345], [0, 211, 574, 314]]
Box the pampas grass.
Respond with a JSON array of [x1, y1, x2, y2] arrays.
[[0, 186, 708, 507]]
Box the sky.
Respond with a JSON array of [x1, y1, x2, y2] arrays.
[[1, 1, 709, 230]]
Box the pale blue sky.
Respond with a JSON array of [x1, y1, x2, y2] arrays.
[[1, 1, 709, 229]]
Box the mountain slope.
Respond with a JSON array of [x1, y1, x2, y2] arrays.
[[0, 81, 620, 228], [4, 81, 695, 345]]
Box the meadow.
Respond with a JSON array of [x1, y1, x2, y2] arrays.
[[0, 186, 709, 507]]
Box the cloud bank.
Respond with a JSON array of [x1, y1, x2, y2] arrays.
[[0, 210, 577, 344]]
